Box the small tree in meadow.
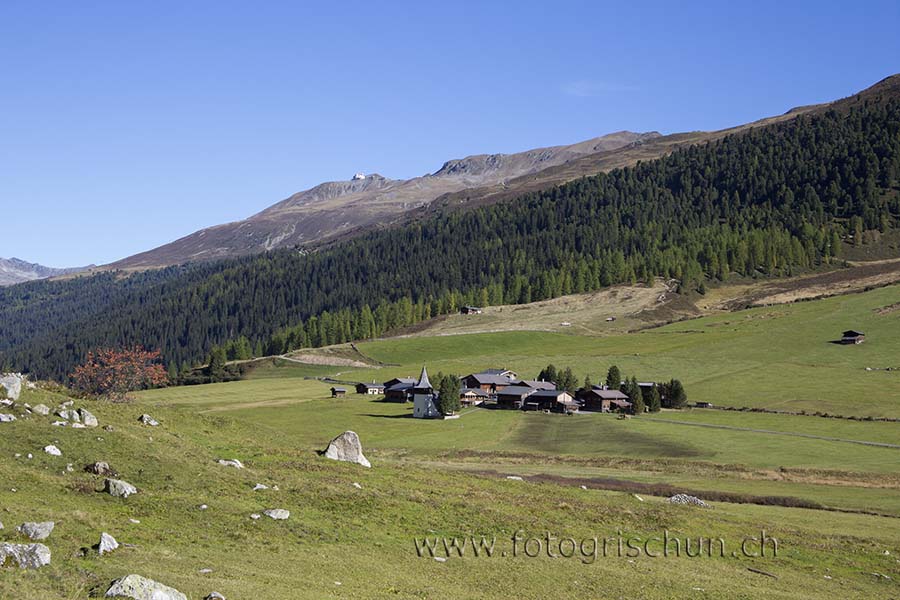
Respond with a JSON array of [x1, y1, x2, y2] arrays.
[[437, 373, 461, 416], [606, 365, 621, 389], [71, 347, 168, 401]]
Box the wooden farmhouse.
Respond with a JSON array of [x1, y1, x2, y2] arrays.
[[579, 386, 632, 412], [841, 330, 866, 344], [330, 387, 347, 398], [356, 382, 385, 395]]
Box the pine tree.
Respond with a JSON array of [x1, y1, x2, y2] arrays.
[[606, 365, 622, 389], [648, 384, 661, 412], [626, 376, 645, 414], [667, 379, 687, 409], [437, 374, 461, 416]]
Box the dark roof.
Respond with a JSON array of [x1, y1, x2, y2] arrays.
[[358, 382, 384, 389], [383, 377, 416, 387], [514, 379, 556, 390], [496, 385, 535, 398], [842, 330, 865, 337], [479, 368, 514, 376], [529, 390, 570, 399], [331, 387, 346, 392], [465, 373, 515, 385], [588, 388, 629, 400], [386, 381, 415, 392]]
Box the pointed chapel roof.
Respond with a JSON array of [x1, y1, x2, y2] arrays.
[[415, 365, 432, 390]]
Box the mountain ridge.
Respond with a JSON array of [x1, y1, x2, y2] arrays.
[[0, 257, 91, 287]]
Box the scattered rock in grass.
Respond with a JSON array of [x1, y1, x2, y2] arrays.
[[85, 461, 118, 477], [79, 408, 98, 427], [323, 431, 371, 468], [98, 532, 119, 555], [249, 513, 261, 520], [51, 421, 67, 427], [668, 494, 709, 507], [505, 476, 523, 481], [263, 509, 289, 520], [205, 593, 226, 600], [199, 504, 208, 510], [0, 543, 51, 569], [137, 414, 159, 427], [216, 459, 244, 469], [0, 374, 24, 401], [72, 423, 86, 429], [580, 485, 587, 490], [433, 556, 447, 563], [633, 494, 644, 502], [352, 482, 362, 489], [103, 425, 115, 432], [253, 483, 268, 491], [26, 453, 32, 459], [32, 404, 50, 416], [104, 574, 187, 600], [198, 568, 213, 574], [128, 519, 140, 524], [17, 522, 54, 541], [0, 414, 16, 423], [43, 445, 62, 456], [60, 400, 73, 408], [66, 463, 74, 472], [104, 479, 138, 498]]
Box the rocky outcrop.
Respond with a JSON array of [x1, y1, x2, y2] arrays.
[[16, 522, 54, 541], [668, 494, 710, 507], [32, 404, 50, 416], [78, 408, 99, 427], [0, 543, 51, 569], [104, 479, 138, 498], [105, 574, 186, 600], [323, 431, 371, 468]]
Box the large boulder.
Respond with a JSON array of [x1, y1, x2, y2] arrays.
[[0, 374, 24, 401], [668, 494, 710, 508], [0, 543, 50, 569], [105, 574, 186, 600], [16, 522, 54, 541], [79, 408, 99, 427], [32, 404, 50, 416], [104, 479, 138, 498], [323, 431, 371, 468]]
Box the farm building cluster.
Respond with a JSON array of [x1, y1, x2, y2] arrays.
[[336, 366, 675, 419]]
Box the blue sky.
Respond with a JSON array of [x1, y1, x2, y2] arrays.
[[2, 1, 899, 266]]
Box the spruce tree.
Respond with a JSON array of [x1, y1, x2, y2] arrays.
[[606, 365, 622, 389], [437, 374, 461, 416], [648, 384, 661, 412]]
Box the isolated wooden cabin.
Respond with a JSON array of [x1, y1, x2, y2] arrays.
[[330, 387, 347, 398], [356, 382, 385, 395], [841, 330, 866, 344]]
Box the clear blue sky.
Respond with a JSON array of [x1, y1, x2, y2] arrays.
[[2, 1, 898, 267]]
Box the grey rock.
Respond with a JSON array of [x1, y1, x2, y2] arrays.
[[43, 445, 62, 456], [98, 532, 119, 555], [323, 431, 371, 468], [104, 478, 138, 498], [0, 414, 16, 423], [668, 494, 710, 508], [32, 404, 50, 416], [263, 508, 289, 520], [85, 461, 118, 477], [17, 522, 54, 541], [205, 593, 226, 600], [51, 420, 68, 427], [137, 414, 159, 426], [71, 423, 86, 429], [79, 408, 99, 427], [105, 574, 186, 600], [253, 483, 269, 491], [0, 373, 24, 401], [249, 513, 261, 520], [216, 459, 244, 469], [0, 543, 51, 569]]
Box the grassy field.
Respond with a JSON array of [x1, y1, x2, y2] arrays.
[[7, 284, 900, 598], [4, 383, 900, 599]]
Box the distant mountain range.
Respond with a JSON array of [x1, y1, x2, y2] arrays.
[[110, 131, 660, 269], [0, 257, 91, 286]]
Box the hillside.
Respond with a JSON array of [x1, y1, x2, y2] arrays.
[[2, 76, 899, 381], [0, 257, 90, 287], [110, 131, 658, 269]]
